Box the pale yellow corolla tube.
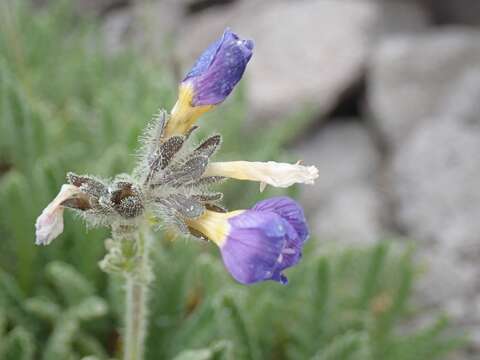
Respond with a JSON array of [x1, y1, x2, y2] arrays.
[[185, 209, 244, 247], [203, 161, 319, 191]]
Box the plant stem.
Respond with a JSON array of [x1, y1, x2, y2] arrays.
[[122, 226, 152, 360], [125, 278, 148, 360]]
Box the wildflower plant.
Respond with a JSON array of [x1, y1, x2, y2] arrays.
[[34, 29, 318, 360]]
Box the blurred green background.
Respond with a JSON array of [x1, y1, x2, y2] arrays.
[[0, 1, 468, 359]]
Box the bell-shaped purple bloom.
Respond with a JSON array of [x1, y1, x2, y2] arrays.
[[220, 197, 309, 285], [183, 28, 254, 106]]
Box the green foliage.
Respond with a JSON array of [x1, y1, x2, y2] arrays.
[[0, 262, 108, 360], [0, 327, 35, 360], [172, 341, 233, 360], [0, 1, 466, 359], [139, 241, 464, 360]]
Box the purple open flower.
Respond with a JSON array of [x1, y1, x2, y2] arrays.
[[183, 28, 254, 106], [220, 197, 309, 285]]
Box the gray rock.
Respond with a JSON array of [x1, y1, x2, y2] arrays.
[[295, 121, 380, 205], [392, 115, 480, 252], [422, 0, 480, 26], [102, 0, 185, 57], [175, 0, 427, 121], [372, 0, 431, 37], [75, 0, 128, 16], [182, 0, 238, 13], [309, 185, 384, 246], [391, 111, 480, 326], [102, 8, 133, 55], [440, 70, 480, 123], [368, 29, 480, 148], [380, 42, 480, 345], [415, 247, 478, 309], [295, 121, 384, 245]]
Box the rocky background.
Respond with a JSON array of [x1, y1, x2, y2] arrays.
[[42, 0, 480, 357]]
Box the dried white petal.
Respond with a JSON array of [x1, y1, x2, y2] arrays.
[[259, 182, 267, 192], [204, 161, 319, 189], [35, 184, 82, 246]]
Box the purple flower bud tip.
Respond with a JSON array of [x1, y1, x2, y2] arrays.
[[183, 28, 254, 107], [220, 197, 309, 285]]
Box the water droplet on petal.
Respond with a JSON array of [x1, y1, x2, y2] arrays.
[[282, 248, 296, 255]]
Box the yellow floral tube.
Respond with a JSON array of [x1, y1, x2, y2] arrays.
[[163, 84, 213, 137], [186, 209, 243, 247], [203, 161, 319, 191]]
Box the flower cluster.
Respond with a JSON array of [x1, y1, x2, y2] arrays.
[[35, 29, 318, 285]]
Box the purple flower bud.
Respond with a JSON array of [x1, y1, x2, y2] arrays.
[[183, 28, 254, 106], [252, 196, 310, 243], [220, 197, 309, 285]]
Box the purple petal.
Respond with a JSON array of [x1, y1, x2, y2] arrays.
[[253, 196, 309, 243], [183, 29, 234, 81], [183, 29, 254, 106], [221, 211, 288, 284], [220, 208, 304, 285]]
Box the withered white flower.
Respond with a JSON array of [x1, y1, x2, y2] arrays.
[[204, 161, 319, 191], [35, 184, 84, 245]]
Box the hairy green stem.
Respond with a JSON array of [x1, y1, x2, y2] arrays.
[[125, 277, 148, 360], [119, 225, 152, 360]]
